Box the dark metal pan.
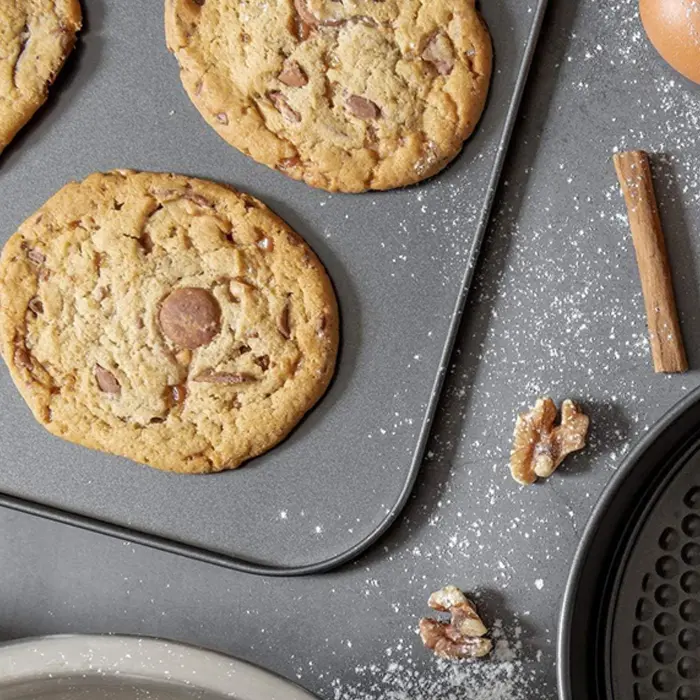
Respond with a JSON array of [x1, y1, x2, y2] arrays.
[[0, 0, 547, 577], [559, 386, 700, 700]]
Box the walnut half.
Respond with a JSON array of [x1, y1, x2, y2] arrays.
[[419, 585, 492, 661], [510, 397, 590, 485]]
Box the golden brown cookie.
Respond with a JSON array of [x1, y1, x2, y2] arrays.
[[165, 0, 492, 193], [0, 171, 339, 473], [0, 0, 82, 155]]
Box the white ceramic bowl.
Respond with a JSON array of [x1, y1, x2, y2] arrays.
[[0, 635, 319, 700]]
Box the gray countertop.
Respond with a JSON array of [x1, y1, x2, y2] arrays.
[[2, 2, 700, 699]]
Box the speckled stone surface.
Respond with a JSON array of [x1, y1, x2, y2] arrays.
[[2, 1, 700, 699]]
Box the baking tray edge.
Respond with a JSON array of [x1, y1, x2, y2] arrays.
[[0, 0, 549, 577]]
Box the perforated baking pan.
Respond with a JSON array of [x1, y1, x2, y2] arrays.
[[0, 0, 548, 575], [559, 386, 700, 699]]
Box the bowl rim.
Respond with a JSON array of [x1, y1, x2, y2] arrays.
[[0, 634, 319, 699]]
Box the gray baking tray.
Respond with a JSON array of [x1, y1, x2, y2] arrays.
[[0, 0, 547, 575]]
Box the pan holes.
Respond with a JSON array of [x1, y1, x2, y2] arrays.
[[657, 555, 679, 579], [660, 527, 681, 551], [634, 684, 653, 700], [678, 656, 700, 680], [678, 686, 700, 700], [679, 628, 700, 651], [637, 598, 655, 622], [681, 543, 700, 566], [653, 669, 676, 692], [684, 486, 700, 510], [655, 612, 678, 636], [632, 653, 653, 678], [633, 625, 654, 650], [654, 640, 677, 664], [680, 571, 700, 594], [656, 584, 680, 608], [680, 600, 700, 623], [682, 514, 700, 538]]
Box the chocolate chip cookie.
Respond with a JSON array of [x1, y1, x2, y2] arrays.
[[165, 0, 492, 193], [0, 171, 339, 473], [0, 0, 82, 155]]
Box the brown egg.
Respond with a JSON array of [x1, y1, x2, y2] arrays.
[[640, 0, 700, 84]]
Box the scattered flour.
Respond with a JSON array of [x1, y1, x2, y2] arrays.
[[297, 1, 700, 698], [331, 623, 529, 700]]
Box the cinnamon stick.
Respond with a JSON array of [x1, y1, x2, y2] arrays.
[[613, 150, 688, 373]]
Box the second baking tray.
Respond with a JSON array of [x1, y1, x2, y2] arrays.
[[0, 0, 547, 575]]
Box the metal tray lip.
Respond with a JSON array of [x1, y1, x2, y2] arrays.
[[557, 384, 700, 700], [0, 633, 319, 699], [0, 0, 549, 578]]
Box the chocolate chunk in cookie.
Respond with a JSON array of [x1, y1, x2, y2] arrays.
[[165, 0, 493, 192], [159, 288, 221, 349], [95, 365, 121, 395]]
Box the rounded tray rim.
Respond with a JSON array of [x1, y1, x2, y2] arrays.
[[557, 385, 700, 700]]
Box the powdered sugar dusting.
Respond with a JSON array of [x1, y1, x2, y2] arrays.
[[331, 622, 530, 700], [318, 0, 700, 698]]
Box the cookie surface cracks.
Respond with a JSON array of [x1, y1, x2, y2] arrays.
[[0, 171, 339, 473], [165, 0, 493, 192]]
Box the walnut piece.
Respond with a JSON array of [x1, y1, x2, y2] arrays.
[[419, 585, 492, 661], [510, 398, 589, 485]]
